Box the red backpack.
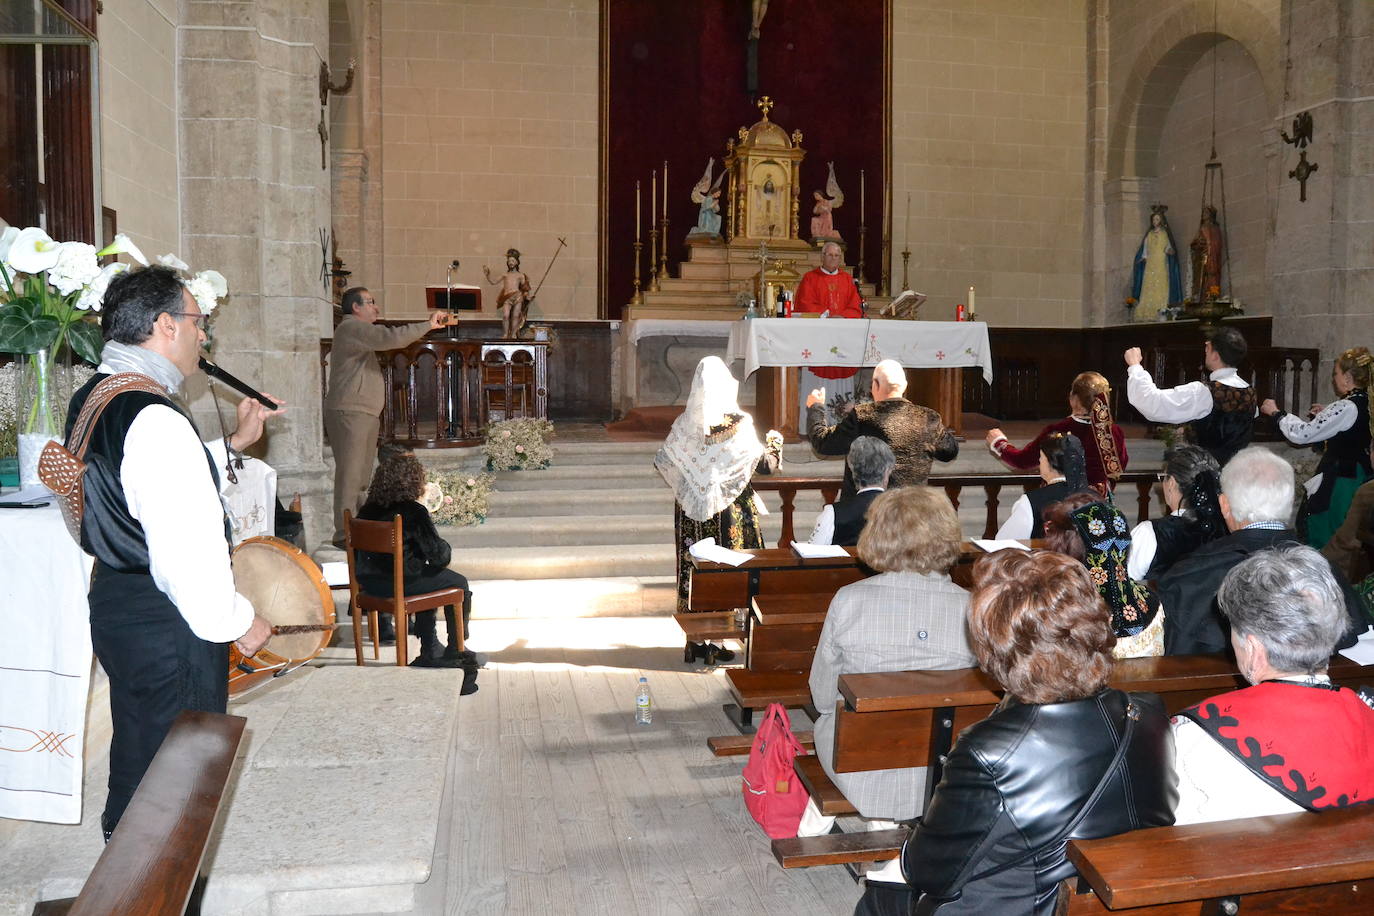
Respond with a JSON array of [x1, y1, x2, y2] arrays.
[[741, 703, 810, 838]]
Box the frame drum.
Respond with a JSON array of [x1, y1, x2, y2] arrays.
[[228, 536, 336, 697]]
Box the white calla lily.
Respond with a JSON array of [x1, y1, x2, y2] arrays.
[[0, 226, 19, 265], [157, 252, 189, 271], [76, 262, 130, 311], [49, 242, 102, 295], [95, 232, 149, 267], [7, 226, 64, 274], [184, 269, 228, 315]]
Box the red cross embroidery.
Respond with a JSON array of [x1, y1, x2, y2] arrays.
[[935, 350, 946, 360], [801, 349, 812, 359]]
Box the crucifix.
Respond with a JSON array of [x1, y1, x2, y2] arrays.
[[746, 0, 770, 99]]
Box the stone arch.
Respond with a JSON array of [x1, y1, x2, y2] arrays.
[[1107, 0, 1281, 182]]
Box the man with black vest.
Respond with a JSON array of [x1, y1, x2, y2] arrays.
[[1124, 327, 1256, 465], [64, 266, 283, 840], [808, 437, 894, 546]]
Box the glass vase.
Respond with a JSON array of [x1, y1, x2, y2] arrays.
[[16, 348, 64, 490]]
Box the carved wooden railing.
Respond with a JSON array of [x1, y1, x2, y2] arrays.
[[319, 338, 546, 448], [1148, 346, 1320, 440], [753, 470, 1160, 548]]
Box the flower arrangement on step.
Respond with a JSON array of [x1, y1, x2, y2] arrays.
[[483, 417, 555, 471], [422, 471, 494, 527]]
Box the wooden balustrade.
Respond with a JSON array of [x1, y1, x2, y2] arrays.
[[753, 471, 1159, 547], [1148, 345, 1319, 440]]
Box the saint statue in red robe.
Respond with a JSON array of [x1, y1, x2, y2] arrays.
[[793, 242, 863, 379]]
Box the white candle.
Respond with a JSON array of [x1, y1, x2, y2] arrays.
[[968, 286, 975, 314], [904, 192, 911, 242], [636, 180, 641, 238], [860, 170, 865, 224], [651, 170, 657, 227], [663, 161, 669, 215]]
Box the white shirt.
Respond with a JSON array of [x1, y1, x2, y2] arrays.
[[994, 477, 1065, 541], [1126, 509, 1184, 581], [809, 487, 885, 546], [1126, 365, 1250, 424], [120, 405, 255, 643], [1277, 397, 1357, 445]]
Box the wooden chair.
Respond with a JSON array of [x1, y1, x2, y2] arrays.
[[342, 509, 466, 667], [481, 360, 532, 424]]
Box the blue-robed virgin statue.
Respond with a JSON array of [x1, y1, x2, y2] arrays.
[[1130, 207, 1183, 320]]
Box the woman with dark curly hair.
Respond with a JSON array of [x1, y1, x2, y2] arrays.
[[876, 550, 1176, 916], [357, 447, 477, 674]]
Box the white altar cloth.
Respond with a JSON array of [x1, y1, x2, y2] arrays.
[[0, 503, 94, 823], [627, 318, 734, 345], [726, 318, 993, 383]]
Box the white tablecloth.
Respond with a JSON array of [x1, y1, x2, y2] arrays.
[[725, 318, 993, 383], [0, 503, 93, 823], [626, 318, 735, 345]]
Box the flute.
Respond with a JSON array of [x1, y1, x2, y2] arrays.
[[199, 357, 281, 410]]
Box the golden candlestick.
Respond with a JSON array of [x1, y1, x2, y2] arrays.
[[648, 225, 660, 291], [857, 224, 867, 285], [631, 239, 644, 305], [658, 216, 670, 283], [900, 246, 912, 292]]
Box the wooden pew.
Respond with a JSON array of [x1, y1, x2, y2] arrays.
[[1062, 807, 1374, 913], [771, 654, 1374, 870], [34, 710, 247, 916]]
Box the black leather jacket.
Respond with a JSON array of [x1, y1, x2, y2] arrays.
[[903, 688, 1177, 916]]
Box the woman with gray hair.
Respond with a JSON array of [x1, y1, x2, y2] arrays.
[[1171, 545, 1374, 824], [807, 436, 895, 546]]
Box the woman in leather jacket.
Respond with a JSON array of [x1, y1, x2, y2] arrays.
[[872, 550, 1178, 916]]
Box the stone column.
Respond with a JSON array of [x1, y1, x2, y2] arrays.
[[180, 0, 334, 549], [329, 0, 384, 302], [1269, 2, 1374, 373], [1102, 175, 1159, 326]]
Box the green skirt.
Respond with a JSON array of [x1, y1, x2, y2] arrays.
[[1306, 468, 1371, 550]]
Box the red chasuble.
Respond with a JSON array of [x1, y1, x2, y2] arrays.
[[1178, 681, 1374, 810], [793, 267, 864, 380]]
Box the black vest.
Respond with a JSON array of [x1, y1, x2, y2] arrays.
[[1309, 389, 1373, 514], [1146, 513, 1205, 581], [1025, 480, 1074, 539], [1191, 379, 1256, 466], [831, 488, 883, 546], [66, 373, 226, 573]]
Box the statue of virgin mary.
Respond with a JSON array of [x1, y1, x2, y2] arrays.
[[1129, 207, 1183, 320]]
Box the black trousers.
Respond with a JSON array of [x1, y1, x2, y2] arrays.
[[89, 562, 229, 837], [358, 567, 472, 643]]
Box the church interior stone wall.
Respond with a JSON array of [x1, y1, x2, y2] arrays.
[[891, 0, 1089, 329]]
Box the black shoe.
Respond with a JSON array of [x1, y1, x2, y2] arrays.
[[377, 621, 396, 646], [331, 538, 347, 550], [684, 642, 702, 663], [710, 644, 736, 663], [460, 666, 479, 695], [410, 653, 463, 668]]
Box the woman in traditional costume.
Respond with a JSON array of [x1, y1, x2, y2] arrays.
[[1044, 495, 1165, 658], [986, 371, 1127, 495], [1261, 346, 1374, 548], [994, 433, 1090, 541], [1130, 209, 1183, 320], [1126, 445, 1225, 581], [656, 356, 781, 665]]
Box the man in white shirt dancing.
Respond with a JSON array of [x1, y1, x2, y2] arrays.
[[1123, 326, 1255, 465], [64, 265, 283, 839]]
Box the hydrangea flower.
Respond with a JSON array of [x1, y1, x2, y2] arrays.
[[48, 243, 101, 296]]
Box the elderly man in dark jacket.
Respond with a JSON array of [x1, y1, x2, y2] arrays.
[[1158, 447, 1371, 656], [807, 359, 957, 497]]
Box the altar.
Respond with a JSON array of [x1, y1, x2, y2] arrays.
[[726, 317, 992, 439]]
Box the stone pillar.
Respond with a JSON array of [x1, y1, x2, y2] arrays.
[[1269, 2, 1374, 374], [1102, 175, 1158, 326], [1082, 0, 1109, 327], [180, 0, 334, 549], [329, 0, 384, 304]]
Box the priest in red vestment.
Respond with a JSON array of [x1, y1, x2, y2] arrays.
[[793, 241, 864, 379]]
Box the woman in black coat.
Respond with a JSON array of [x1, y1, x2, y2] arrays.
[[357, 448, 475, 671], [862, 549, 1178, 916]]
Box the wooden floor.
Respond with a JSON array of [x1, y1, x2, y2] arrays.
[[410, 638, 859, 915]]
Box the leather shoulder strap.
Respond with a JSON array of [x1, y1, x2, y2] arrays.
[[67, 373, 169, 458]]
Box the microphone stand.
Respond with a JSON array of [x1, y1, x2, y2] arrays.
[[445, 259, 460, 435]]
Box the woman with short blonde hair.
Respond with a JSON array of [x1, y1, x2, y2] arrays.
[[857, 486, 962, 574]]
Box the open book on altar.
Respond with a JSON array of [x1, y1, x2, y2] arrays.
[[881, 290, 927, 319]]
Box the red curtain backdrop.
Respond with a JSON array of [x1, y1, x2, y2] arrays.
[[603, 0, 888, 319]]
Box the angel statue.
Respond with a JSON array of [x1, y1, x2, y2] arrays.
[[810, 161, 843, 244], [687, 157, 725, 240]]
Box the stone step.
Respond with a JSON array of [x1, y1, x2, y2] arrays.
[[488, 463, 666, 490], [443, 506, 827, 548], [456, 542, 677, 580], [465, 575, 678, 618], [486, 487, 674, 516]]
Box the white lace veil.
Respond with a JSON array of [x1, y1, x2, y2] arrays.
[[655, 356, 764, 522]]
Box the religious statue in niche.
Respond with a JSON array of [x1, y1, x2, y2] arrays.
[[809, 161, 844, 244], [1128, 206, 1182, 321], [483, 248, 532, 339], [749, 162, 787, 238], [1189, 205, 1225, 301], [687, 157, 725, 241]]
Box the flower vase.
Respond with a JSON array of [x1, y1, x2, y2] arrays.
[[16, 348, 63, 490]]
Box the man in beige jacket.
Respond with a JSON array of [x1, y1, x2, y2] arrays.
[[325, 287, 448, 546]]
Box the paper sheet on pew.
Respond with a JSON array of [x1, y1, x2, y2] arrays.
[[791, 540, 850, 559], [320, 561, 350, 587], [688, 537, 755, 566], [1338, 629, 1374, 665], [972, 538, 1031, 553]]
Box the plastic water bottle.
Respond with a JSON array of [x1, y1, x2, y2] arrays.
[[635, 677, 653, 726], [744, 299, 757, 320]]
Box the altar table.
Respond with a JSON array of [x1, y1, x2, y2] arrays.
[[725, 318, 992, 439]]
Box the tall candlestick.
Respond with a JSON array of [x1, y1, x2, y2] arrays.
[[651, 170, 657, 228], [636, 180, 641, 238], [860, 170, 865, 224], [663, 161, 668, 212], [904, 192, 911, 242]]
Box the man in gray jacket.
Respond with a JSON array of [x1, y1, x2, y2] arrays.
[[325, 287, 448, 546]]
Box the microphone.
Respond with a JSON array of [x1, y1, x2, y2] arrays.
[[199, 357, 280, 410]]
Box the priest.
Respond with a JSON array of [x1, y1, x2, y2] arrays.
[[793, 240, 865, 398]]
